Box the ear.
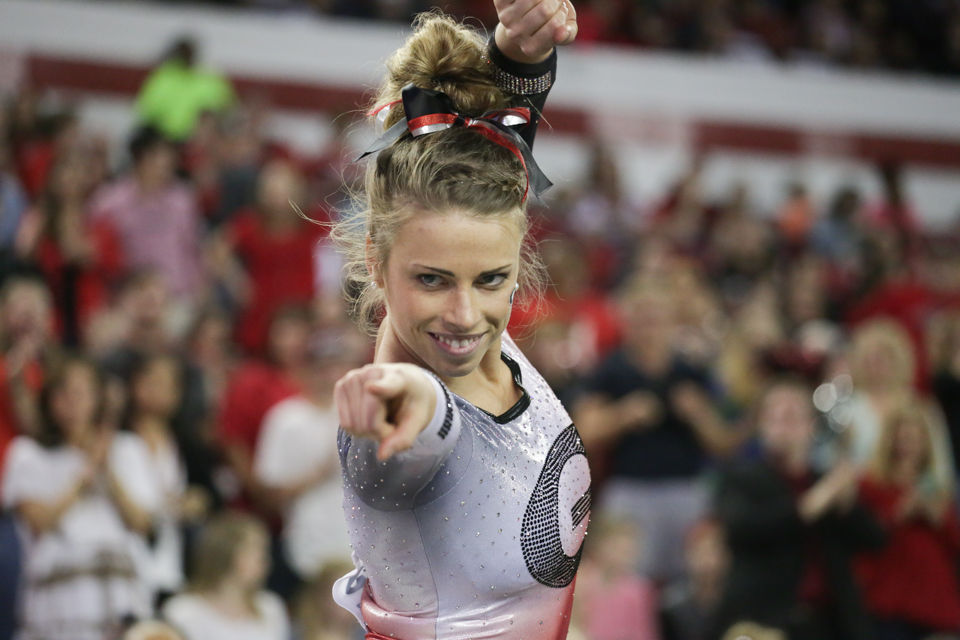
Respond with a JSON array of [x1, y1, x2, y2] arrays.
[[364, 234, 384, 288]]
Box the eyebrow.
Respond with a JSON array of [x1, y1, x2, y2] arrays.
[[413, 263, 513, 277]]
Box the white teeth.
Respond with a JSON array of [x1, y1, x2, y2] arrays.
[[434, 334, 479, 351]]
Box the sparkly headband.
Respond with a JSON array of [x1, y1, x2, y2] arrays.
[[359, 84, 553, 204]]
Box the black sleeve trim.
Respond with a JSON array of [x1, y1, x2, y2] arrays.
[[487, 35, 558, 80]]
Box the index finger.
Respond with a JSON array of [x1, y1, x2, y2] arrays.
[[377, 410, 426, 461]]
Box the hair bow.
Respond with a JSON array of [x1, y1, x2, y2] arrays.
[[359, 84, 552, 204]]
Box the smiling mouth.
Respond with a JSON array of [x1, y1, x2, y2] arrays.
[[428, 332, 485, 356]]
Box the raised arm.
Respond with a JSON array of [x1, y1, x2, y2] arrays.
[[489, 0, 577, 149]]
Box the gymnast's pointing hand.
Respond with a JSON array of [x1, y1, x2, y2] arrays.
[[334, 363, 437, 462]]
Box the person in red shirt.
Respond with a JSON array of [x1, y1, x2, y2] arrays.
[[214, 158, 329, 355], [857, 400, 960, 640], [216, 304, 311, 510], [14, 152, 123, 346], [0, 275, 57, 485]]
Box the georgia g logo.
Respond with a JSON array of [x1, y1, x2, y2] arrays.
[[520, 424, 591, 588]]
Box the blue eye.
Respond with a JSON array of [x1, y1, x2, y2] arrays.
[[417, 274, 444, 288], [478, 273, 508, 288]]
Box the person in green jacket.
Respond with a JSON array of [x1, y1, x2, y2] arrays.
[[135, 36, 235, 142]]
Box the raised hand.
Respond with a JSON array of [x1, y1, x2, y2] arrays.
[[494, 0, 578, 64], [334, 363, 438, 461]]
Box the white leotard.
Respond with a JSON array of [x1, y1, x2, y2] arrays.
[[336, 335, 591, 639]]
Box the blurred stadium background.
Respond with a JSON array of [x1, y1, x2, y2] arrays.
[[1, 1, 960, 639]]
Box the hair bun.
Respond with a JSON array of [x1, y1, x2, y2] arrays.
[[375, 12, 507, 129]]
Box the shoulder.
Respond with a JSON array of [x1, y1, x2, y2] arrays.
[[162, 592, 207, 621], [111, 431, 151, 457], [89, 179, 134, 214], [262, 395, 307, 423], [4, 435, 44, 468], [254, 591, 289, 626]]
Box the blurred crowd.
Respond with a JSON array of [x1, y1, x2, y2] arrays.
[[2, 28, 960, 640], [156, 0, 960, 77]]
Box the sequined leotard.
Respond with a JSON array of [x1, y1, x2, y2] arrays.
[[336, 335, 591, 639]]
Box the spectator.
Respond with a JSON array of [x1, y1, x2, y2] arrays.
[[574, 277, 738, 581], [14, 151, 124, 345], [162, 512, 289, 640], [0, 114, 28, 252], [252, 327, 364, 582], [216, 305, 310, 510], [292, 558, 364, 640], [1, 356, 159, 640], [857, 401, 960, 640], [135, 36, 235, 142], [660, 518, 728, 640], [127, 354, 211, 599], [0, 275, 58, 472], [213, 158, 329, 354], [89, 126, 206, 305], [846, 318, 922, 466], [572, 514, 661, 640], [713, 378, 886, 640], [929, 311, 960, 474]]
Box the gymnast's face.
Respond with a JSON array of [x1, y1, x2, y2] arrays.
[[378, 208, 522, 380]]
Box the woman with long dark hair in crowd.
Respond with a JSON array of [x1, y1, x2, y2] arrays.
[[330, 1, 587, 637], [1, 355, 159, 640]]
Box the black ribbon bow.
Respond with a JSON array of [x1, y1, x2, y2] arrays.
[[359, 84, 552, 203]]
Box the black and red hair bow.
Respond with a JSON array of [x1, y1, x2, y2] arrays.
[[359, 84, 552, 204]]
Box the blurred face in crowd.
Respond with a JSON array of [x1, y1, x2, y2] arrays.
[[620, 287, 675, 360], [256, 159, 304, 224], [135, 141, 178, 190], [47, 152, 90, 201], [377, 209, 522, 381], [267, 311, 312, 369], [757, 383, 815, 470], [121, 272, 170, 329], [51, 361, 100, 439], [231, 527, 269, 591], [189, 312, 232, 365], [0, 280, 52, 344], [685, 521, 728, 588], [133, 356, 181, 419]]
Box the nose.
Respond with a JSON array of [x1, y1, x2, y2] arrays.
[[443, 286, 481, 331]]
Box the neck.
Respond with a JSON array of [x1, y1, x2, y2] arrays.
[[65, 423, 96, 448], [130, 323, 167, 352], [691, 575, 720, 607], [625, 341, 671, 373], [208, 580, 255, 614], [890, 459, 921, 486]]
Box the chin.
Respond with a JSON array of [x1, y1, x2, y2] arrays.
[[428, 353, 482, 379]]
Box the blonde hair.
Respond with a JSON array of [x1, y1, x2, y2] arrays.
[[332, 12, 545, 333], [869, 398, 955, 496], [849, 317, 916, 390], [188, 512, 268, 613]]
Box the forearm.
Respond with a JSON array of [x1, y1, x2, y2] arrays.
[[689, 412, 741, 458], [18, 478, 87, 535], [260, 460, 338, 511], [486, 34, 556, 149], [573, 399, 625, 450], [106, 471, 153, 535], [341, 374, 460, 509]]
